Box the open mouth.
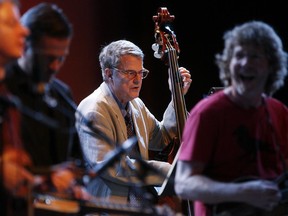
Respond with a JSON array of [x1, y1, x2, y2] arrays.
[[239, 74, 255, 81]]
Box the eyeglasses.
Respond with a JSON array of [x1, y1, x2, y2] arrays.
[[29, 48, 67, 64], [112, 68, 149, 79]]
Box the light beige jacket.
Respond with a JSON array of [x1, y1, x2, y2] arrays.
[[76, 82, 177, 198]]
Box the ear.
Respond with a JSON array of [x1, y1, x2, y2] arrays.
[[104, 68, 113, 80]]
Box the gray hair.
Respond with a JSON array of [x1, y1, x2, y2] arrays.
[[215, 21, 287, 95], [99, 39, 144, 80]]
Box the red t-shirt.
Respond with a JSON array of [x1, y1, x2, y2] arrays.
[[179, 91, 288, 216]]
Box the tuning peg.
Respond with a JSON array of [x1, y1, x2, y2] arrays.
[[151, 43, 159, 52], [154, 52, 162, 59]]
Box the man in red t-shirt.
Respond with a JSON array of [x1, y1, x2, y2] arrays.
[[175, 21, 288, 216]]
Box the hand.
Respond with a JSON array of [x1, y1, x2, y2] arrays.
[[3, 162, 42, 197], [50, 167, 93, 201], [2, 148, 42, 197], [238, 180, 281, 211], [3, 147, 32, 166], [147, 160, 171, 175], [168, 67, 192, 95], [72, 185, 93, 200], [51, 168, 75, 193], [179, 67, 192, 95]]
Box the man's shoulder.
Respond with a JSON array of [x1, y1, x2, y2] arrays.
[[266, 96, 288, 111], [130, 97, 145, 107], [77, 87, 103, 111], [78, 84, 121, 114]]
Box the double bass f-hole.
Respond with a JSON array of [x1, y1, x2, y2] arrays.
[[152, 7, 187, 160]]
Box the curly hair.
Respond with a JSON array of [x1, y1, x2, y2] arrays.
[[215, 21, 287, 96]]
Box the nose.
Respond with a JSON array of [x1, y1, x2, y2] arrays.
[[20, 24, 30, 38], [137, 71, 143, 78], [49, 58, 64, 72], [133, 72, 142, 82]]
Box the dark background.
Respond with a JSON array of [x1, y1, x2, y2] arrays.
[[20, 0, 288, 119]]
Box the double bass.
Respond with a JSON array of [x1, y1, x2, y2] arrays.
[[151, 7, 187, 163], [151, 7, 192, 215]]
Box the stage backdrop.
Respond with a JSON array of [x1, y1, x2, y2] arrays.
[[20, 0, 288, 119]]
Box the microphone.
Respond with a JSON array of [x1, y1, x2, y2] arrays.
[[42, 84, 58, 108], [32, 52, 50, 95], [91, 136, 138, 176], [31, 52, 58, 107]]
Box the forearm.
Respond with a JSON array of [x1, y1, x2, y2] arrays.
[[175, 173, 281, 213], [175, 174, 241, 204], [161, 101, 177, 140]]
